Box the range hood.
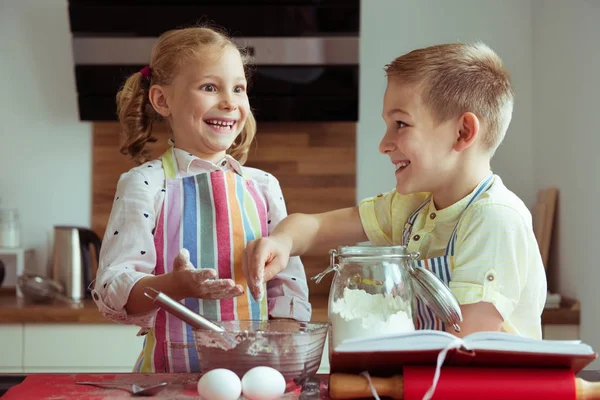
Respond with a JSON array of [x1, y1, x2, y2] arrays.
[[68, 0, 360, 122]]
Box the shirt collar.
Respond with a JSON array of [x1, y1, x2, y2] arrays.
[[172, 147, 244, 176], [427, 174, 496, 223], [427, 191, 472, 224]]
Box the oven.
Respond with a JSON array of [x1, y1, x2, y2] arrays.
[[68, 0, 360, 122]]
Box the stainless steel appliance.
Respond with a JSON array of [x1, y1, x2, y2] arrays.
[[50, 226, 102, 302], [67, 0, 360, 122]]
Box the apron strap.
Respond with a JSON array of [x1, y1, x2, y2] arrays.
[[161, 147, 178, 179], [445, 173, 495, 256], [402, 198, 430, 247]]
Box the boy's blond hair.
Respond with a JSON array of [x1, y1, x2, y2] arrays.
[[384, 42, 514, 154]]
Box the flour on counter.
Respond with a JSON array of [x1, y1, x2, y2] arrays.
[[330, 287, 415, 349]]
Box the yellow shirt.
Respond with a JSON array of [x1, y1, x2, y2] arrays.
[[358, 174, 547, 339]]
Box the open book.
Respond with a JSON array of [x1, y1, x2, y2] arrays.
[[330, 330, 597, 375]]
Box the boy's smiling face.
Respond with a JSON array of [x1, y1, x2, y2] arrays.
[[380, 79, 460, 197]]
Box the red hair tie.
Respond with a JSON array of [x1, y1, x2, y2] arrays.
[[140, 66, 152, 79]]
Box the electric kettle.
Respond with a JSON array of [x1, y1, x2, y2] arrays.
[[50, 226, 102, 302]]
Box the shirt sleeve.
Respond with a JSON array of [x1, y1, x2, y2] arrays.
[[450, 203, 531, 321], [262, 173, 312, 322], [91, 168, 162, 331], [358, 191, 396, 245]]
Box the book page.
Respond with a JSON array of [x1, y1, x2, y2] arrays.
[[464, 331, 593, 355], [334, 329, 455, 352], [334, 329, 594, 355]]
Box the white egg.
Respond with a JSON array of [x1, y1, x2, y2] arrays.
[[241, 366, 286, 400], [197, 368, 242, 400]]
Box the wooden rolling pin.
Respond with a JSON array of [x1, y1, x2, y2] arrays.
[[330, 373, 404, 399], [330, 368, 600, 400]]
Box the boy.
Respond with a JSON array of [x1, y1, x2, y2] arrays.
[[243, 42, 547, 339]]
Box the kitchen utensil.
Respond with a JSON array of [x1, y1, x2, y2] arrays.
[[329, 367, 600, 400], [18, 273, 83, 307], [75, 381, 168, 396], [195, 319, 328, 381], [143, 287, 328, 381], [142, 287, 227, 332], [50, 226, 101, 302]]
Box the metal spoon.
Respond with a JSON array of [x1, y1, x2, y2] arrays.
[[76, 381, 168, 396]]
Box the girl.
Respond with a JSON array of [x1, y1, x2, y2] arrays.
[[92, 26, 311, 373]]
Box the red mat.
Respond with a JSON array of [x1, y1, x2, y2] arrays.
[[2, 373, 330, 399]]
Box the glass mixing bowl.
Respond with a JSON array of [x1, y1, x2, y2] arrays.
[[194, 320, 328, 381]]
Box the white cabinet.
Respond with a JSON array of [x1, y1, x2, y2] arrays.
[[23, 324, 144, 373], [0, 323, 144, 373], [0, 325, 24, 372]]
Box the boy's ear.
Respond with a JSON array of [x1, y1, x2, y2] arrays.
[[148, 85, 171, 118], [453, 112, 480, 152]]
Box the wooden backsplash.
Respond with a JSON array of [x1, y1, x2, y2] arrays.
[[92, 122, 356, 297]]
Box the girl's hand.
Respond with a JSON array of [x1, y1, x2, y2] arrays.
[[171, 249, 244, 300]]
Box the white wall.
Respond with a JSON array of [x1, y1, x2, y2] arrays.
[[0, 0, 92, 284], [358, 0, 535, 206], [532, 0, 600, 368]]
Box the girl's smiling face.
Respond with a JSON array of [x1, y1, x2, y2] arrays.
[[152, 45, 250, 162]]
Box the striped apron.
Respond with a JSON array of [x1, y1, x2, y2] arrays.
[[134, 147, 269, 373], [402, 174, 495, 331]]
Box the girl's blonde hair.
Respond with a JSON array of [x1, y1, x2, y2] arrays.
[[384, 42, 514, 155], [116, 26, 257, 165]]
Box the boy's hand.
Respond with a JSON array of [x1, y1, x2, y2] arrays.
[[172, 249, 244, 300], [243, 236, 292, 302], [446, 302, 504, 337]]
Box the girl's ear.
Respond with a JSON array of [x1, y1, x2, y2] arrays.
[[148, 85, 171, 117]]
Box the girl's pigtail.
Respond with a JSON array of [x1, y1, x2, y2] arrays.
[[116, 70, 157, 165]]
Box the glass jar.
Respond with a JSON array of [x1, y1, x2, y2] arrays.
[[0, 208, 21, 248], [313, 245, 420, 353]]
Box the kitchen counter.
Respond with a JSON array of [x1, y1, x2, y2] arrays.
[[0, 288, 579, 325], [0, 373, 329, 398], [0, 288, 110, 324], [0, 288, 328, 324], [1, 371, 600, 399]]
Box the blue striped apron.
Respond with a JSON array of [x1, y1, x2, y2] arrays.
[[402, 174, 495, 331]]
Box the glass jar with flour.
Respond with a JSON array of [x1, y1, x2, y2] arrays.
[[312, 244, 462, 353]]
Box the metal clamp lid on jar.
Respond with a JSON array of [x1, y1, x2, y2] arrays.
[[312, 245, 418, 283], [311, 245, 463, 332]]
